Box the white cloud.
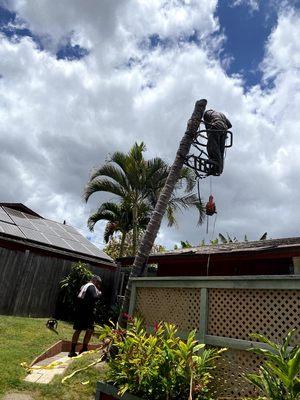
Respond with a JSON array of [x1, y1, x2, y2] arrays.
[[0, 1, 300, 251], [262, 9, 300, 80], [230, 0, 260, 11]]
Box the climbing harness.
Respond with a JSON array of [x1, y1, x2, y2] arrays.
[[184, 119, 233, 179]]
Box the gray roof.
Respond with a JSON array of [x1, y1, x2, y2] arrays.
[[118, 236, 300, 264], [0, 204, 113, 263], [151, 237, 300, 258]]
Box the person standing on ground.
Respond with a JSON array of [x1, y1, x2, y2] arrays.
[[68, 275, 102, 357], [203, 109, 232, 175]]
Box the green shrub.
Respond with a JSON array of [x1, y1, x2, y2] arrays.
[[98, 317, 225, 400], [245, 330, 300, 400], [56, 262, 93, 321]]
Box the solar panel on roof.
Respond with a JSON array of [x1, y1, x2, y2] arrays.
[[45, 234, 74, 251], [0, 220, 25, 237], [3, 207, 36, 229], [71, 233, 91, 244], [0, 207, 14, 224], [44, 222, 75, 240], [61, 224, 80, 235], [66, 240, 94, 255], [74, 240, 109, 259], [1, 206, 112, 261], [19, 227, 51, 244], [89, 246, 110, 258]]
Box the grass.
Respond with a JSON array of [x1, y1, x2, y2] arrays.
[[0, 315, 105, 400]]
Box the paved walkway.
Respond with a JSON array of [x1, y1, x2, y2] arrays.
[[24, 352, 72, 384], [3, 394, 34, 400]]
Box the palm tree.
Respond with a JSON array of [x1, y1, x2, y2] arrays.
[[87, 201, 150, 257], [119, 99, 208, 325], [84, 142, 204, 254]]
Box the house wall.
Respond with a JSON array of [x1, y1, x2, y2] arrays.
[[0, 245, 116, 317], [129, 276, 300, 399], [156, 254, 292, 276]]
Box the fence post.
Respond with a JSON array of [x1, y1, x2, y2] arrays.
[[128, 281, 137, 316], [198, 287, 208, 343]]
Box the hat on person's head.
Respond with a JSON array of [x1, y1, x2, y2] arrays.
[[92, 275, 102, 283]]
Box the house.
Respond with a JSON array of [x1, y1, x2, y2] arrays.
[[118, 237, 300, 276], [0, 203, 116, 317]]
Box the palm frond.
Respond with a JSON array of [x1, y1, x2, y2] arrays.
[[103, 222, 117, 243], [87, 208, 117, 231], [260, 232, 268, 240], [178, 167, 197, 192], [168, 193, 206, 224], [89, 164, 129, 191], [219, 233, 228, 244], [129, 142, 146, 162], [166, 204, 177, 227], [83, 178, 126, 202], [109, 151, 129, 174]]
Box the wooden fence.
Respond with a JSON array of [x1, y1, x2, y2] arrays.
[[0, 246, 116, 317], [128, 275, 300, 399]]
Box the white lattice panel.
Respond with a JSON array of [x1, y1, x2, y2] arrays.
[[207, 289, 300, 344], [134, 287, 201, 332], [211, 349, 262, 399]]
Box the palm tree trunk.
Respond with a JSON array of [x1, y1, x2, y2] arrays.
[[118, 99, 207, 326], [119, 231, 127, 258]]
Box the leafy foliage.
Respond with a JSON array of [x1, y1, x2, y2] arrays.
[[98, 317, 225, 400], [103, 232, 166, 259], [245, 330, 300, 400], [174, 240, 193, 249], [84, 142, 205, 254], [56, 262, 93, 321]]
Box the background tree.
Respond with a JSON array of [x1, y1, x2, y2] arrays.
[[84, 142, 204, 254], [87, 201, 150, 257], [104, 232, 166, 260]]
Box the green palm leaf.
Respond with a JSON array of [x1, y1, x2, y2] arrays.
[[85, 142, 206, 251]]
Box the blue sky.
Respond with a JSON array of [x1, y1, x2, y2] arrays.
[[0, 1, 287, 88], [0, 5, 88, 60], [0, 1, 300, 247], [216, 2, 277, 87]]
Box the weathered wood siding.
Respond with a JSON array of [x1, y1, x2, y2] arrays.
[[0, 246, 115, 317]]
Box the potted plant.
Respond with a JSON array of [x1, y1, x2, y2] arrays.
[[95, 316, 225, 400]]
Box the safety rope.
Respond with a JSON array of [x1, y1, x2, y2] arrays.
[[206, 176, 217, 275]]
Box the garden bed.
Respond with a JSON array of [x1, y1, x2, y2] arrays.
[[30, 340, 101, 366]]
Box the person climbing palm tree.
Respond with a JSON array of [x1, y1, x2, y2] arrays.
[[118, 99, 208, 326], [203, 109, 232, 175]]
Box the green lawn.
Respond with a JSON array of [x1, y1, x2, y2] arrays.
[[0, 315, 105, 400]]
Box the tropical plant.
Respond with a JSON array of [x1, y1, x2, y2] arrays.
[[174, 240, 193, 249], [103, 232, 165, 260], [212, 232, 268, 245], [84, 142, 204, 256], [98, 317, 225, 400], [245, 330, 300, 400], [56, 262, 93, 321], [119, 99, 207, 325], [88, 201, 150, 257]]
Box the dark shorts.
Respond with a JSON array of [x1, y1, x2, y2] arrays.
[[73, 304, 95, 331]]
